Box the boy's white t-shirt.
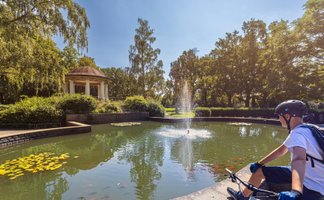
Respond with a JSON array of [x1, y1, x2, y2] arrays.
[[283, 124, 324, 195]]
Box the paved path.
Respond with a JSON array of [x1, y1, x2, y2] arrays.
[[0, 129, 40, 138], [173, 166, 251, 200]]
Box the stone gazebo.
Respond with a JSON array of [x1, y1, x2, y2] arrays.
[[65, 66, 108, 100]]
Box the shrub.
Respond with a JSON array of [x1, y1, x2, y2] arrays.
[[95, 100, 122, 113], [58, 94, 97, 114], [123, 96, 149, 112], [0, 97, 64, 128], [210, 107, 275, 118], [147, 100, 165, 117], [0, 104, 10, 111], [194, 107, 211, 117], [318, 102, 324, 109]]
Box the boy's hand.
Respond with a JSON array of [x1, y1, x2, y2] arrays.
[[249, 162, 263, 173], [278, 190, 302, 200]]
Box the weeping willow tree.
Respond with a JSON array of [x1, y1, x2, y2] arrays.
[[0, 0, 89, 102]]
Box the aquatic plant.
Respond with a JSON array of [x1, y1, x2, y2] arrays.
[[0, 152, 70, 180], [110, 122, 142, 127]]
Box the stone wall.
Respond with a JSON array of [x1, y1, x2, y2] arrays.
[[66, 112, 149, 124], [0, 121, 91, 147], [150, 117, 281, 126]]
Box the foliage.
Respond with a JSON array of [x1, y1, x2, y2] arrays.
[[170, 49, 199, 106], [0, 0, 89, 103], [79, 56, 97, 68], [95, 100, 122, 113], [123, 96, 149, 112], [123, 96, 165, 117], [129, 18, 165, 98], [58, 94, 97, 114], [169, 112, 195, 118], [0, 104, 9, 111], [61, 45, 79, 71], [0, 152, 70, 180], [101, 67, 135, 100], [147, 99, 165, 117], [210, 107, 275, 118], [0, 97, 64, 127], [194, 107, 211, 117], [168, 0, 323, 107], [0, 0, 89, 49]]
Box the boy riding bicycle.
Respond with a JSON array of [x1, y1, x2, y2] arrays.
[[227, 100, 324, 200]]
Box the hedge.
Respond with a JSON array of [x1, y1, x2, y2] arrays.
[[147, 100, 165, 117], [194, 107, 211, 117], [193, 107, 275, 118], [123, 96, 165, 117], [210, 107, 275, 118], [0, 94, 98, 128], [58, 94, 97, 114], [95, 100, 122, 113], [0, 97, 64, 128]]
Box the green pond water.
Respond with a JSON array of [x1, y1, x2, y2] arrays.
[[0, 121, 290, 200]]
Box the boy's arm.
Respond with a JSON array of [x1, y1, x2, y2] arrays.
[[258, 144, 288, 165], [291, 146, 306, 193]]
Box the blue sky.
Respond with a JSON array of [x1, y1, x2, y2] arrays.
[[55, 0, 307, 77]]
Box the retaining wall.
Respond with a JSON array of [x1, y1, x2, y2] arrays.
[[0, 121, 91, 148], [66, 112, 149, 124], [150, 117, 281, 126]]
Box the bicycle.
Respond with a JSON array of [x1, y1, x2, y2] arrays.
[[226, 168, 279, 200]]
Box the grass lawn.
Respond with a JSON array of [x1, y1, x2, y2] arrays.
[[165, 108, 195, 118]]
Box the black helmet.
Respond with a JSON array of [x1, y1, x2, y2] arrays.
[[275, 100, 307, 117]]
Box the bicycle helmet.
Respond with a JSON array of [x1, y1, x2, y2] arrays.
[[275, 100, 308, 132], [275, 100, 307, 117]]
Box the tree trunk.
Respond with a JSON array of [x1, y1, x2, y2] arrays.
[[227, 93, 233, 107], [245, 92, 250, 107]]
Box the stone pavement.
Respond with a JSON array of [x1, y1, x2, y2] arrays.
[[173, 166, 251, 200]]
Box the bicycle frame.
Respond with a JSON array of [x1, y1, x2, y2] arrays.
[[226, 168, 279, 200]]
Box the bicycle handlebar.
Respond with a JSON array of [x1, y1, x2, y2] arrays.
[[225, 168, 279, 197]]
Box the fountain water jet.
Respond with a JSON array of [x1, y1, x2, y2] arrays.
[[156, 80, 212, 177], [179, 80, 192, 131]]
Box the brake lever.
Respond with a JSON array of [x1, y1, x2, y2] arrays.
[[225, 168, 236, 183]]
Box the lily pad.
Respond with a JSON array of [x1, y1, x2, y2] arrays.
[[0, 152, 70, 180], [110, 122, 142, 127]]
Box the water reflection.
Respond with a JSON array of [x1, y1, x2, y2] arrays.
[[0, 122, 289, 200]]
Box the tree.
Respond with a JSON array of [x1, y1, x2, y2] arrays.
[[101, 67, 131, 100], [22, 36, 65, 96], [239, 19, 267, 107], [194, 56, 216, 106], [211, 31, 242, 106], [294, 0, 324, 64], [161, 79, 174, 107], [0, 0, 90, 102], [79, 56, 97, 68], [293, 0, 324, 100], [0, 0, 90, 49], [61, 45, 79, 72], [259, 20, 299, 106], [129, 18, 164, 98], [169, 49, 199, 105]]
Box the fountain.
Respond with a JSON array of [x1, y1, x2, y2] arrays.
[[179, 80, 192, 131], [158, 80, 211, 177]]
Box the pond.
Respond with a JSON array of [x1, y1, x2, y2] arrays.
[[0, 121, 289, 200]]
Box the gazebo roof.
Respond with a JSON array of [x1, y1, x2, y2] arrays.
[[66, 66, 107, 79]]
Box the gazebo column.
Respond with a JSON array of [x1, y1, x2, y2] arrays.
[[100, 81, 105, 100], [105, 84, 108, 99], [69, 80, 75, 94], [64, 83, 68, 93], [97, 85, 100, 99], [85, 80, 90, 96]]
